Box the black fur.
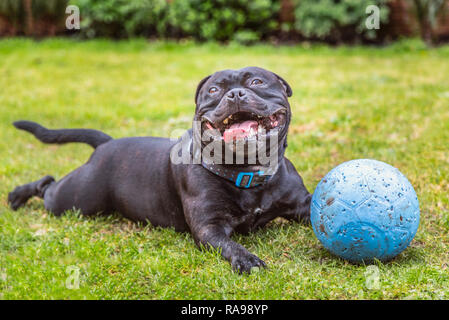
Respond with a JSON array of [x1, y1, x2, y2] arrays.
[[13, 120, 112, 149]]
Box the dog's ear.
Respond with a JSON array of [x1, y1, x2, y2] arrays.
[[195, 75, 212, 106], [273, 73, 292, 97]]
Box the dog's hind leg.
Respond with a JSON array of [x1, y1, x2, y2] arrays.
[[10, 163, 110, 217], [8, 175, 55, 210], [41, 162, 111, 217]]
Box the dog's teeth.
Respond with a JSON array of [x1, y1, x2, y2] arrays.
[[249, 128, 256, 138]]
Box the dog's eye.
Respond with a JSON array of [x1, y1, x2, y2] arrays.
[[251, 79, 263, 86], [209, 87, 219, 94]]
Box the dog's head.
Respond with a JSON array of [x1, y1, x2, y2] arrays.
[[193, 67, 292, 163]]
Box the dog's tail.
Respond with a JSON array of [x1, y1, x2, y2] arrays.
[[13, 120, 113, 149]]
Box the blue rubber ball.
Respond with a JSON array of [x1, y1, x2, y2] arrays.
[[311, 159, 420, 263]]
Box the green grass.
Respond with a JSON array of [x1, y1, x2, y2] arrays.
[[1, 38, 448, 299]]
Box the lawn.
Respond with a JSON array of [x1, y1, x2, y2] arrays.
[[0, 38, 448, 299]]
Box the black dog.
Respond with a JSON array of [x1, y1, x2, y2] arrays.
[[8, 67, 311, 273]]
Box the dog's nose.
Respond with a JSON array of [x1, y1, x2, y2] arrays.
[[226, 88, 246, 100]]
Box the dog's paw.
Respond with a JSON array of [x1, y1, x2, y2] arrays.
[[8, 186, 33, 211], [299, 211, 311, 225], [231, 252, 266, 274]]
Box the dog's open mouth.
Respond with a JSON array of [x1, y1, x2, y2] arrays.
[[202, 110, 286, 143]]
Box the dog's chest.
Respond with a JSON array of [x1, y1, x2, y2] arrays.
[[232, 193, 277, 233]]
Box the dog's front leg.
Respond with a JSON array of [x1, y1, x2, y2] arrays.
[[191, 222, 266, 274]]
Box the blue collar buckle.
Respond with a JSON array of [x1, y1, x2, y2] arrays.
[[235, 171, 264, 188], [200, 159, 274, 189]]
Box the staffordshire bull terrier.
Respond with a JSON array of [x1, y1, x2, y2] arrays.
[[8, 67, 311, 273]]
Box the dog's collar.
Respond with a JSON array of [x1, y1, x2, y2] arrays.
[[201, 162, 277, 188], [185, 130, 278, 188]]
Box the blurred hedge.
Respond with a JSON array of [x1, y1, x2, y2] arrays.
[[71, 0, 390, 43], [1, 0, 448, 45], [0, 0, 69, 36], [67, 0, 167, 38], [69, 0, 280, 43], [0, 0, 389, 42], [292, 0, 390, 42]]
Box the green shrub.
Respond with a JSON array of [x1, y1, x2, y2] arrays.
[[293, 0, 390, 41], [69, 0, 279, 41], [166, 0, 279, 41], [0, 0, 393, 43], [70, 0, 169, 38], [231, 30, 261, 45]]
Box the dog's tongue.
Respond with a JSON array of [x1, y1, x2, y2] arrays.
[[223, 120, 258, 143]]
